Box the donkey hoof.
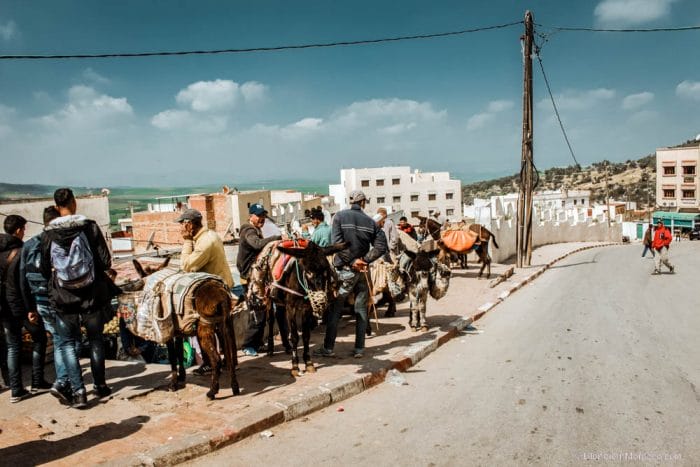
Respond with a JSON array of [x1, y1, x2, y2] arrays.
[[206, 390, 216, 400], [420, 326, 429, 332], [267, 350, 274, 357], [177, 371, 186, 383], [168, 382, 179, 392], [232, 387, 240, 396], [291, 368, 300, 378], [412, 327, 419, 332], [305, 363, 316, 373]]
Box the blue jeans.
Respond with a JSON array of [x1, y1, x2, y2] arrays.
[[323, 268, 369, 352], [2, 316, 47, 395], [36, 302, 81, 388], [55, 309, 106, 394], [641, 245, 655, 257]]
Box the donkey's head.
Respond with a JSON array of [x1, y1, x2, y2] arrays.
[[277, 241, 348, 290], [403, 248, 440, 292], [120, 256, 172, 292]]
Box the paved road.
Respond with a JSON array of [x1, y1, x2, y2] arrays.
[[189, 243, 700, 466]]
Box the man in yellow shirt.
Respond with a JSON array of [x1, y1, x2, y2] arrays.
[[177, 208, 233, 375]]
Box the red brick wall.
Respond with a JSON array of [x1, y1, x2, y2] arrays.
[[132, 211, 182, 252]]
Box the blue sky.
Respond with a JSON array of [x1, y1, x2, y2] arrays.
[[1, 0, 699, 187]]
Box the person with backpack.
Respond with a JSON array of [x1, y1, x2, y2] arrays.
[[21, 206, 80, 405], [1, 214, 50, 403], [41, 188, 120, 409]]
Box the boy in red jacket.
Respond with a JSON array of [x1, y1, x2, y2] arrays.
[[652, 220, 674, 275]]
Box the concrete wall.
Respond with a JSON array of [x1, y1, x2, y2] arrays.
[[486, 213, 622, 263], [0, 195, 110, 240]]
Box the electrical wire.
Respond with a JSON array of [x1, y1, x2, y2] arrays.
[[0, 21, 523, 61], [538, 23, 700, 33]]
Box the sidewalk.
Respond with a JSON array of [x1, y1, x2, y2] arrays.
[[0, 242, 616, 466]]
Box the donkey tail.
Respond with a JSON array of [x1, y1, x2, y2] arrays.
[[483, 227, 499, 249]]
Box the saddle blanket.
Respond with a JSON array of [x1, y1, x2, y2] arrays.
[[441, 229, 479, 253]]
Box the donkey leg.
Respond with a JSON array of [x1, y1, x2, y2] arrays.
[[288, 312, 301, 377], [198, 324, 221, 400], [223, 311, 240, 396], [302, 313, 315, 373], [419, 300, 429, 332], [276, 304, 292, 354], [166, 339, 179, 391], [266, 305, 276, 357], [175, 336, 186, 383]]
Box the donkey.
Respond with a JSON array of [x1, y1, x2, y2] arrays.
[[401, 248, 444, 331], [249, 240, 347, 376], [417, 217, 500, 279], [129, 259, 240, 399]]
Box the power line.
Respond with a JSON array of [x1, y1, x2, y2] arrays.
[[538, 23, 700, 33], [533, 45, 581, 170], [0, 21, 523, 61]]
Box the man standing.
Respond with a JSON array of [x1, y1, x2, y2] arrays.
[[177, 208, 234, 374], [397, 216, 418, 240], [315, 190, 387, 358], [376, 208, 398, 259], [641, 223, 655, 258], [1, 215, 49, 403], [236, 204, 286, 356], [652, 220, 674, 275], [309, 209, 332, 247], [41, 188, 119, 409]]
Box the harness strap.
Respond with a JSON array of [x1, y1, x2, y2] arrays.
[[270, 281, 306, 298], [198, 315, 224, 325]]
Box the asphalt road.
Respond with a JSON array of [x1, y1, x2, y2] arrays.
[[189, 243, 700, 466]]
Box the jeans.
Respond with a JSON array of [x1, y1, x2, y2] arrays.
[[36, 303, 78, 388], [2, 316, 47, 395], [0, 326, 8, 385], [55, 309, 106, 394], [641, 244, 655, 258], [323, 268, 369, 352]]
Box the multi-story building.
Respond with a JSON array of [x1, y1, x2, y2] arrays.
[[329, 166, 462, 222], [487, 189, 591, 220], [656, 141, 700, 212]]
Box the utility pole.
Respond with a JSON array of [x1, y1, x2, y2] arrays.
[[605, 162, 611, 228], [517, 10, 534, 267]]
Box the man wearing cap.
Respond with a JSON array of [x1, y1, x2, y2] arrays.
[[178, 209, 233, 288], [315, 190, 387, 359], [651, 220, 675, 275], [236, 203, 285, 356]]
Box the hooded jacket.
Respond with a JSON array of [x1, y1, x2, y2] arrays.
[[40, 214, 118, 312], [652, 225, 672, 250], [0, 233, 25, 319], [332, 204, 387, 268]]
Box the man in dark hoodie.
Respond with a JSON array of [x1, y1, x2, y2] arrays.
[[1, 214, 49, 403], [41, 188, 119, 409]]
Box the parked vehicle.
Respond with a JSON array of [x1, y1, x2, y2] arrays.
[[689, 227, 700, 241]]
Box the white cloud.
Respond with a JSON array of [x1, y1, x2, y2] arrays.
[[467, 99, 514, 131], [594, 0, 677, 26], [333, 98, 445, 130], [622, 91, 654, 110], [82, 68, 111, 85], [176, 80, 239, 112], [487, 100, 514, 113], [0, 20, 17, 41], [676, 80, 700, 101], [538, 88, 616, 111], [292, 117, 323, 130], [240, 81, 268, 102], [151, 109, 192, 130], [39, 85, 133, 128], [378, 122, 416, 135], [0, 103, 15, 137]]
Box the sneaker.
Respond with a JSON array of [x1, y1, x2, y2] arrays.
[[94, 385, 112, 398], [313, 347, 336, 358], [71, 391, 88, 409], [10, 389, 31, 403], [50, 383, 73, 405], [192, 364, 213, 376], [669, 265, 675, 274], [30, 380, 52, 394], [652, 269, 660, 275], [242, 347, 258, 357], [353, 350, 364, 359]]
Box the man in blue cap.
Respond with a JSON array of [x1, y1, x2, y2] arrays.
[[236, 203, 286, 356]]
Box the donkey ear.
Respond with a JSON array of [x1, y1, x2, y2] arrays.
[[428, 249, 441, 258], [158, 255, 171, 270], [403, 250, 417, 260], [132, 259, 148, 278], [321, 242, 349, 256], [277, 245, 308, 258]]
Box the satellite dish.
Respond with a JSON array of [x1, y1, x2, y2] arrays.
[[101, 188, 111, 196]]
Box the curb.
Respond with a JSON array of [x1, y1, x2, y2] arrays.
[[112, 242, 618, 466]]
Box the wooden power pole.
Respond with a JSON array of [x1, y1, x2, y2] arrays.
[[517, 11, 535, 268], [605, 162, 611, 228]]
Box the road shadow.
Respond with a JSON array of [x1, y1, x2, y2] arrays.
[[0, 415, 149, 466], [549, 260, 597, 269]]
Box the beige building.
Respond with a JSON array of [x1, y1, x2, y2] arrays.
[[329, 166, 462, 222], [656, 141, 700, 212]]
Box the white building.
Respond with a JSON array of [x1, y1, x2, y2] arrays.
[[329, 166, 462, 222], [269, 190, 339, 226], [488, 189, 591, 220]]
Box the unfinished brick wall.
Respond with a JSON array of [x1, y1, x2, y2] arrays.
[[132, 211, 182, 252], [189, 194, 232, 241]]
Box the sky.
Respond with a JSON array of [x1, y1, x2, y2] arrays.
[[1, 0, 699, 187]]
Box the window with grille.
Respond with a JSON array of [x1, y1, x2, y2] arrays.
[[428, 194, 436, 201], [682, 190, 695, 199], [361, 180, 370, 187], [446, 193, 454, 200], [663, 189, 675, 198], [392, 196, 401, 203], [377, 197, 385, 204], [392, 178, 401, 185], [411, 211, 419, 218], [446, 209, 454, 216], [683, 166, 696, 175], [376, 179, 384, 186], [410, 194, 419, 202], [663, 166, 675, 176]]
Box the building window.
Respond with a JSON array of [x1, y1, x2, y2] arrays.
[[410, 194, 419, 202], [682, 189, 695, 199], [683, 166, 696, 175], [361, 180, 370, 187], [446, 192, 454, 200], [392, 178, 401, 185], [663, 166, 675, 176], [392, 196, 401, 203], [428, 193, 436, 201], [376, 179, 384, 187], [663, 189, 675, 198], [446, 209, 454, 216], [411, 211, 420, 218], [581, 199, 585, 204], [376, 197, 385, 204], [574, 199, 578, 205]]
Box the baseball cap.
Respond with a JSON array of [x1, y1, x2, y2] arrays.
[[249, 203, 268, 216], [175, 208, 202, 223], [348, 190, 367, 204]]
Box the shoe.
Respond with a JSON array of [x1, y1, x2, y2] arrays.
[[71, 391, 88, 409], [669, 265, 675, 274], [284, 345, 293, 355], [242, 347, 258, 357], [94, 384, 112, 398], [353, 350, 364, 359], [652, 269, 660, 275], [313, 347, 335, 358], [384, 303, 396, 317], [50, 383, 73, 405], [366, 326, 372, 337], [193, 364, 213, 376], [10, 389, 31, 403], [30, 380, 52, 394]]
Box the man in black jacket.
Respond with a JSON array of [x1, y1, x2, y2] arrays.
[[315, 190, 387, 359], [41, 188, 118, 409], [1, 214, 49, 402], [236, 203, 286, 356]]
